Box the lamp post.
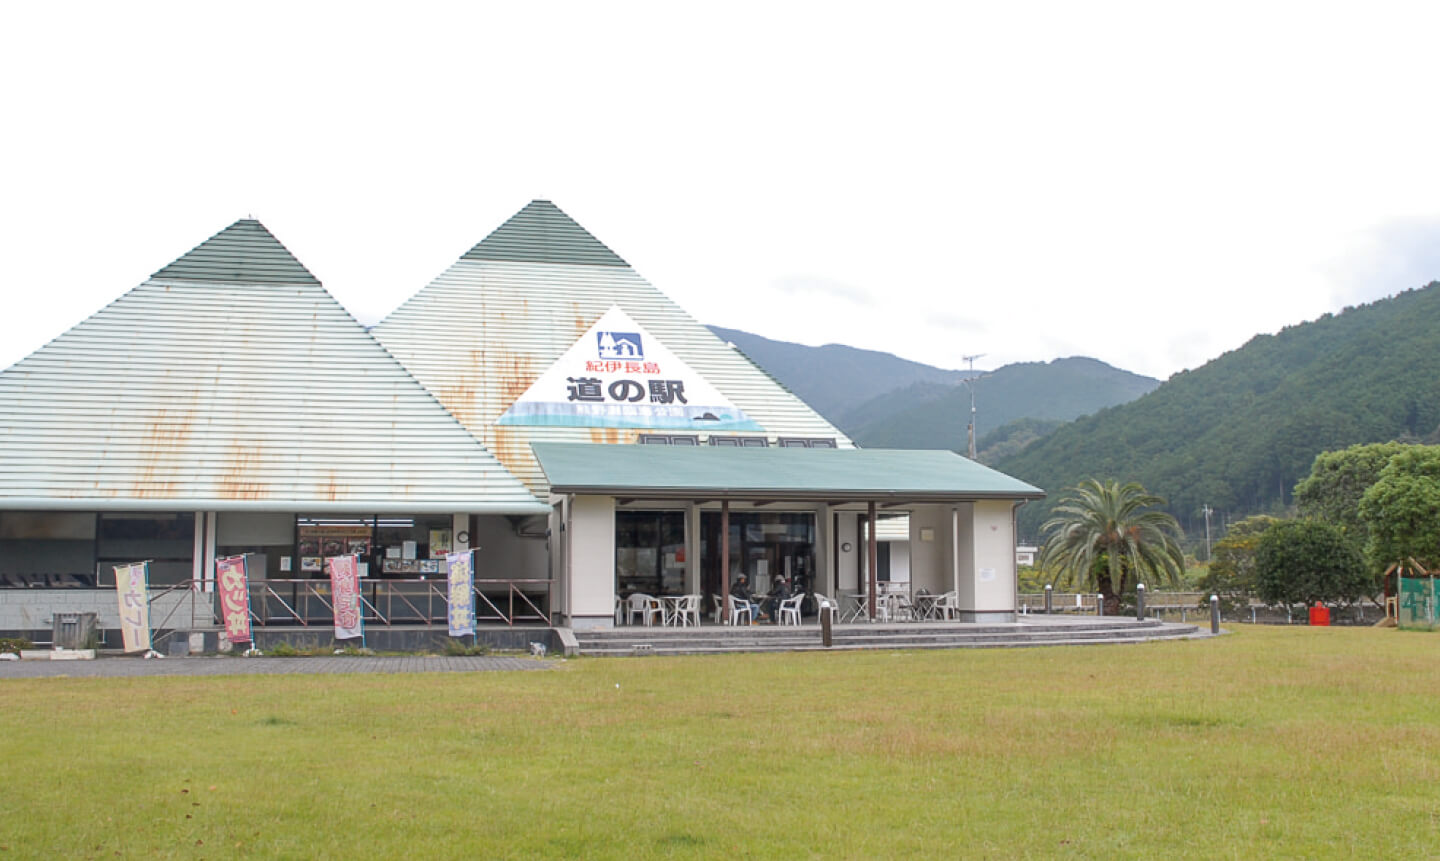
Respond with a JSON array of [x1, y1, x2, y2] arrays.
[[960, 353, 985, 459]]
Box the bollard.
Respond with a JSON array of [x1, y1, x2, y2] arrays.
[[1136, 584, 1146, 621], [1210, 594, 1220, 634], [1044, 584, 1053, 614], [1096, 593, 1104, 617], [820, 604, 833, 648]]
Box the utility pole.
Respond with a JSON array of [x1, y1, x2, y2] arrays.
[[961, 353, 985, 459], [1201, 504, 1213, 561]]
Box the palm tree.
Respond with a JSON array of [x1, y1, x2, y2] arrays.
[[1040, 478, 1186, 615]]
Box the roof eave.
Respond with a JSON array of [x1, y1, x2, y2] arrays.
[[0, 498, 553, 515], [547, 486, 1045, 503]]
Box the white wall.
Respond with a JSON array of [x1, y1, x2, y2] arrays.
[[567, 495, 616, 627], [470, 516, 547, 581], [970, 500, 1017, 614], [906, 505, 955, 595]]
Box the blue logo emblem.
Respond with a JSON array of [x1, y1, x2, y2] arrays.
[[597, 330, 643, 360]]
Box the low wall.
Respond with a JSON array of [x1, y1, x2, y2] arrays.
[[0, 589, 215, 645]]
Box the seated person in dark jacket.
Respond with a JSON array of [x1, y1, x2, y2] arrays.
[[730, 574, 761, 621], [762, 575, 790, 623]]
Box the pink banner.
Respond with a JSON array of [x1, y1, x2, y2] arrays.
[[216, 555, 252, 644], [327, 554, 363, 640]]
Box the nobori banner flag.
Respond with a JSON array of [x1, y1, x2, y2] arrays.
[[113, 561, 152, 653], [216, 555, 253, 644], [327, 554, 363, 640], [446, 550, 476, 637]]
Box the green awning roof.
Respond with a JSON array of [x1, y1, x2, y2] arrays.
[[531, 443, 1045, 502]]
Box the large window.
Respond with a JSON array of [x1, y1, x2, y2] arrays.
[[294, 514, 455, 579], [0, 511, 98, 586], [97, 513, 195, 586], [700, 511, 815, 609], [615, 510, 686, 597]]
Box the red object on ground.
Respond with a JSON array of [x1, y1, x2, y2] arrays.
[[1308, 603, 1331, 626]]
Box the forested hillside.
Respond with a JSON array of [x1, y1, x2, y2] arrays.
[[844, 357, 1158, 449], [708, 326, 1156, 450], [707, 326, 966, 422], [998, 282, 1440, 540]]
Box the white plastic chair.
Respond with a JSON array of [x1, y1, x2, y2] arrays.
[[887, 593, 915, 622], [934, 591, 958, 620], [675, 594, 702, 627], [626, 593, 662, 627], [726, 593, 753, 626], [778, 592, 804, 626], [812, 592, 840, 622]]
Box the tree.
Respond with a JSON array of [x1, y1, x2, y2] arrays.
[[1294, 442, 1412, 548], [1195, 515, 1279, 616], [1254, 520, 1367, 609], [1358, 446, 1440, 574], [1039, 479, 1186, 615]]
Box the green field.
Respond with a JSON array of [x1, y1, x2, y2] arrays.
[[2, 626, 1437, 859]]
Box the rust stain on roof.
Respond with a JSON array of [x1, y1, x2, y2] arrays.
[[217, 442, 268, 500], [488, 424, 536, 489], [587, 428, 631, 445], [132, 406, 196, 498], [495, 351, 535, 407], [318, 470, 343, 502]]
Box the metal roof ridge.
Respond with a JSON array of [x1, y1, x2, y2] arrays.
[[459, 200, 630, 267], [150, 218, 322, 285]]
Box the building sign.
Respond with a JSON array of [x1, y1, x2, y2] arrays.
[[216, 555, 253, 644], [446, 550, 476, 637], [113, 561, 152, 653], [496, 306, 762, 431], [327, 555, 363, 640]]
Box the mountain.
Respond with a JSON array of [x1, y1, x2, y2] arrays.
[[996, 282, 1440, 540], [843, 357, 1160, 450], [707, 326, 969, 422], [707, 326, 1159, 453]]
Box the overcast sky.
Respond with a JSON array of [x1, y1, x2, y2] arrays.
[[3, 2, 1439, 381]]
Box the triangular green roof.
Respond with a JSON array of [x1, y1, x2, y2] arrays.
[[373, 200, 851, 497], [462, 200, 629, 267], [0, 218, 545, 513], [151, 218, 320, 284]]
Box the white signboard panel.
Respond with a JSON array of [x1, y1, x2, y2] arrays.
[[497, 306, 762, 431]]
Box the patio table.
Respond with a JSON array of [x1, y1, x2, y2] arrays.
[[659, 595, 688, 627], [844, 593, 870, 623]]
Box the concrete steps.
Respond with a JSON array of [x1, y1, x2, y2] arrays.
[[573, 617, 1204, 657]]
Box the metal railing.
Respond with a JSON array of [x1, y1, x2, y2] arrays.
[[249, 578, 553, 628], [33, 577, 555, 633]]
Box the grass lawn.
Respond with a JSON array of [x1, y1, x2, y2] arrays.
[[1, 625, 1437, 859]]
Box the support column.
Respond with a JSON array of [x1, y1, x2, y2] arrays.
[[203, 512, 217, 593], [868, 500, 878, 621], [720, 500, 731, 624]]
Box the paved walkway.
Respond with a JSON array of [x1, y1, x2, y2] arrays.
[[0, 654, 556, 679]]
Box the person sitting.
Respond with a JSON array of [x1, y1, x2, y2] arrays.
[[763, 575, 791, 624], [731, 573, 762, 622]]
